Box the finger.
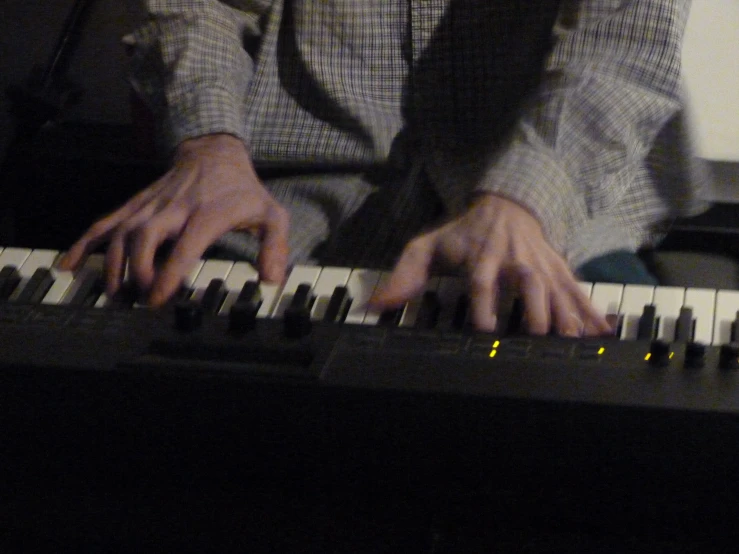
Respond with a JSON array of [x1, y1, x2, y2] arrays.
[[104, 229, 127, 297], [557, 277, 613, 336], [512, 266, 549, 335], [147, 205, 246, 306], [467, 253, 503, 333], [256, 204, 290, 284], [128, 205, 190, 294], [58, 189, 156, 270], [550, 292, 584, 338], [59, 218, 118, 271], [369, 234, 436, 310], [103, 202, 162, 296], [575, 295, 614, 336]]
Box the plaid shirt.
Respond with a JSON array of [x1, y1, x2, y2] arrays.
[[127, 0, 708, 270]]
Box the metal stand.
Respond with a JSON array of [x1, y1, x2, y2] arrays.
[[1, 0, 98, 244]]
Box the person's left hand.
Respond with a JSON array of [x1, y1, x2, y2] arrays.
[[368, 193, 612, 336]]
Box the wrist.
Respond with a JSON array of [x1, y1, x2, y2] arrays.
[[176, 133, 248, 157]]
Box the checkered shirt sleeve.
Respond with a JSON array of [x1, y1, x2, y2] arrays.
[[126, 0, 271, 152], [124, 0, 708, 269], [468, 0, 701, 265]]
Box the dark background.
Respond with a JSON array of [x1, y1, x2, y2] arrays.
[[0, 0, 134, 152], [0, 0, 162, 249]]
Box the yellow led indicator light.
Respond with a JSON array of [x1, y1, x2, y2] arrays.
[[489, 341, 500, 358], [669, 352, 675, 359], [597, 347, 605, 356], [644, 353, 652, 362]]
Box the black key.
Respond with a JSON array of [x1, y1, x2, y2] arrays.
[[236, 280, 262, 307], [175, 300, 203, 332], [284, 283, 314, 338], [452, 294, 470, 331], [378, 308, 403, 327], [606, 314, 624, 337], [13, 268, 54, 304], [675, 306, 694, 342], [323, 286, 351, 323], [415, 291, 441, 329], [229, 280, 262, 332], [0, 265, 22, 300], [200, 278, 227, 314], [731, 311, 739, 343], [637, 304, 657, 340], [162, 284, 193, 309], [67, 273, 103, 307], [108, 282, 140, 309], [506, 298, 525, 335]]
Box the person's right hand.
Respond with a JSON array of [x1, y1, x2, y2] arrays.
[[58, 133, 290, 306]]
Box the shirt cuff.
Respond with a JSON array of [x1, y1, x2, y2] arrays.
[[162, 86, 249, 153]]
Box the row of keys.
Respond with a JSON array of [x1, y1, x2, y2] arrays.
[[3, 246, 739, 344], [585, 282, 739, 345]]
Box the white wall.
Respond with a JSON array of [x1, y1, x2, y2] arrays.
[[682, 0, 739, 162]]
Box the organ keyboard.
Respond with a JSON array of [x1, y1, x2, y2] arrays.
[[5, 245, 739, 545], [3, 244, 739, 410], [2, 244, 739, 343]]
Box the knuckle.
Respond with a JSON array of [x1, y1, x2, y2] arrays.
[[130, 223, 159, 244], [405, 234, 433, 255]]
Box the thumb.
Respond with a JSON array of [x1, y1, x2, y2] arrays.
[[368, 235, 435, 309]]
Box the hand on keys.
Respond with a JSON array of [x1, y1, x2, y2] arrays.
[[58, 134, 290, 306], [369, 194, 613, 337]]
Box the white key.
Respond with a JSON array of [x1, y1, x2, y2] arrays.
[[399, 277, 440, 327], [42, 253, 76, 305], [310, 267, 352, 321], [271, 265, 322, 318], [344, 269, 382, 324], [578, 282, 594, 298], [188, 260, 233, 302], [590, 283, 623, 314], [16, 249, 57, 276], [96, 260, 132, 308], [652, 286, 685, 342], [182, 260, 205, 290], [362, 272, 392, 325], [256, 281, 283, 318], [58, 254, 105, 305], [590, 283, 624, 332], [215, 260, 280, 319], [713, 290, 739, 345], [618, 285, 655, 340], [683, 288, 716, 345], [8, 249, 59, 301], [0, 247, 32, 270], [94, 293, 111, 308], [219, 261, 259, 315]]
